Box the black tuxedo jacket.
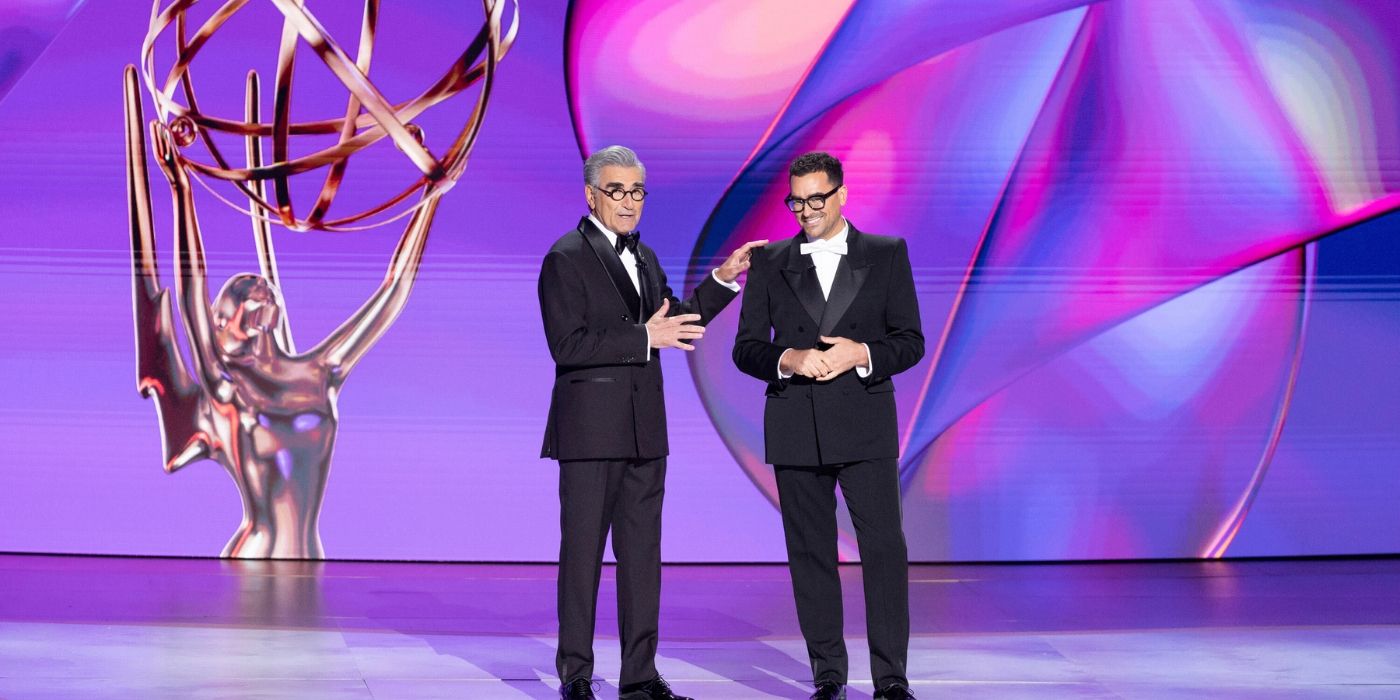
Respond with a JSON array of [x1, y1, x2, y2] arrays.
[[539, 216, 738, 461], [733, 225, 924, 466]]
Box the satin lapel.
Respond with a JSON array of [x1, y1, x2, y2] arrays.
[[821, 225, 872, 335], [579, 217, 642, 317], [636, 243, 660, 319], [819, 257, 855, 336], [780, 233, 825, 327]]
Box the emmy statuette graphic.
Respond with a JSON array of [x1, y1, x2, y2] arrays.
[[125, 0, 517, 558]]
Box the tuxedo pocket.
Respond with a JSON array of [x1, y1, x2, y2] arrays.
[[864, 380, 894, 394], [765, 383, 792, 398], [569, 377, 617, 384]]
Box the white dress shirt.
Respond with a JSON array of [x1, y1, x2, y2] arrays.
[[777, 221, 873, 379], [588, 215, 739, 360]]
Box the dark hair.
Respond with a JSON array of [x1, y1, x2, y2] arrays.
[[788, 151, 843, 187]]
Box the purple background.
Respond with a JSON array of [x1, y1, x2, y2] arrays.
[[0, 0, 1396, 562]]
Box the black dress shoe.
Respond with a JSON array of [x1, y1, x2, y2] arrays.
[[619, 675, 693, 700], [559, 678, 597, 699], [874, 683, 916, 699], [809, 681, 846, 700]]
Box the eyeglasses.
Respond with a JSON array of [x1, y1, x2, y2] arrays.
[[593, 186, 648, 202], [784, 184, 841, 213]]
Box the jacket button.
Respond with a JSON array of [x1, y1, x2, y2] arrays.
[[633, 384, 639, 392], [798, 325, 805, 332], [849, 322, 857, 329]]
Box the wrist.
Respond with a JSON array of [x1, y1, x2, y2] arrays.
[[778, 348, 795, 372]]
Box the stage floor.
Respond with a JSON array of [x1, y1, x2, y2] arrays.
[[0, 555, 1397, 699]]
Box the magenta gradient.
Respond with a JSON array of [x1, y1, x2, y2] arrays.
[[569, 0, 1400, 560]]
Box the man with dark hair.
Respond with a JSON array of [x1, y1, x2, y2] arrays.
[[539, 145, 766, 700], [733, 151, 924, 700]]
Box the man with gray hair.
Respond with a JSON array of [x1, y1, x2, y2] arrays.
[[539, 145, 766, 700]]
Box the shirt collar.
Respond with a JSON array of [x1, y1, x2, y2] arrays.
[[588, 214, 620, 246], [805, 219, 850, 245]]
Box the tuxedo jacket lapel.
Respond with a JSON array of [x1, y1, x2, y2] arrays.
[[781, 232, 826, 327], [819, 226, 871, 335], [635, 246, 660, 320], [579, 217, 642, 317], [819, 258, 854, 336]]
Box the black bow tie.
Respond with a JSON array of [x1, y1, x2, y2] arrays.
[[614, 231, 641, 256]]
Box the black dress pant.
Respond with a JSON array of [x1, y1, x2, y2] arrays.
[[556, 458, 666, 686], [775, 458, 910, 688]]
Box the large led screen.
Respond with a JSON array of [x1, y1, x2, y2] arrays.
[[0, 0, 1396, 561]]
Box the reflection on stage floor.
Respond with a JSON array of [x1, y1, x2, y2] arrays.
[[1, 554, 1398, 698]]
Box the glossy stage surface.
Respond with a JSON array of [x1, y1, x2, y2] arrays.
[[1, 555, 1398, 699]]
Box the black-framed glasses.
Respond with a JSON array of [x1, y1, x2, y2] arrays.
[[593, 186, 648, 202], [784, 184, 841, 213]]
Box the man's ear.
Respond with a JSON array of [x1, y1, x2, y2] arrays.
[[584, 185, 595, 211]]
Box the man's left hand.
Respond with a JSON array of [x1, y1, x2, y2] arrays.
[[814, 335, 868, 382], [716, 240, 769, 283]]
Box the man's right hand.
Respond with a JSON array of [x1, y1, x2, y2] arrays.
[[779, 348, 831, 378], [646, 299, 705, 350]]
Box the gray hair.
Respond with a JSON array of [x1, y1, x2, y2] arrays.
[[583, 145, 646, 186]]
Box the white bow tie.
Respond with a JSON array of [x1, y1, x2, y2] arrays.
[[799, 238, 848, 256]]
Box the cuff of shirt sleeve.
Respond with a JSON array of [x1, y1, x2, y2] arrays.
[[712, 268, 740, 292], [777, 348, 794, 379], [644, 324, 652, 361], [855, 343, 873, 378]]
